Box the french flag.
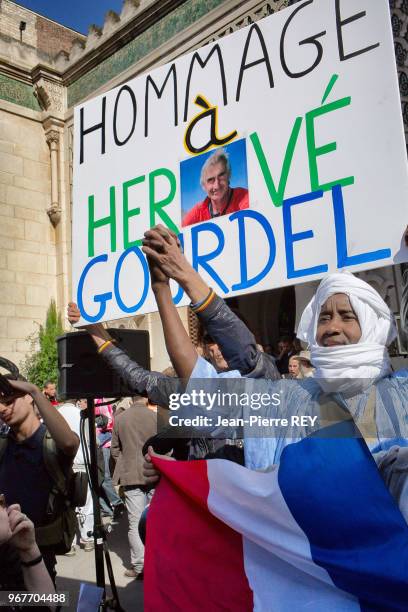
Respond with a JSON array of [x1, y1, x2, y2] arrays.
[[144, 421, 408, 611]]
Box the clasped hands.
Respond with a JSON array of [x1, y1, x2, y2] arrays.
[[141, 224, 190, 290]]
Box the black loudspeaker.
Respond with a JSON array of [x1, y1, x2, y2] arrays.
[[57, 329, 150, 400]]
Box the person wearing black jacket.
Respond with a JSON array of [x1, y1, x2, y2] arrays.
[[67, 302, 247, 463], [67, 225, 282, 462]]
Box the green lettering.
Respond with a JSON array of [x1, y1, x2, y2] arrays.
[[250, 121, 302, 208], [123, 176, 145, 249], [149, 168, 179, 234], [87, 187, 116, 257], [321, 74, 338, 105], [306, 96, 354, 192]]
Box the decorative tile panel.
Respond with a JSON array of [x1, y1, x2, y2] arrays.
[[0, 73, 41, 111], [68, 0, 227, 107]]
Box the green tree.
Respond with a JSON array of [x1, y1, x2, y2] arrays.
[[21, 299, 64, 388]]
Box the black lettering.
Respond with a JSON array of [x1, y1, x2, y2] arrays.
[[183, 44, 227, 121], [184, 96, 237, 155], [236, 23, 274, 102], [280, 0, 326, 79], [80, 97, 106, 165], [144, 64, 178, 137], [335, 0, 380, 61], [113, 85, 137, 146]]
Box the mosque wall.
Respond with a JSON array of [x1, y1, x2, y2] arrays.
[[0, 100, 56, 366]]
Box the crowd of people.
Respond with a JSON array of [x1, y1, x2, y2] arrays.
[[0, 224, 408, 608], [0, 378, 159, 609], [265, 337, 314, 379]]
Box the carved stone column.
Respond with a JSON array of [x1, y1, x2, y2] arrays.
[[46, 130, 61, 227]]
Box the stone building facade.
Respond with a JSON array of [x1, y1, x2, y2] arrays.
[[0, 0, 406, 372]]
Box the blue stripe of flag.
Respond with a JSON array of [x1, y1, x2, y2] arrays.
[[278, 420, 408, 612]]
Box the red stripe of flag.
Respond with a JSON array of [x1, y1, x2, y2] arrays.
[[144, 458, 253, 611]]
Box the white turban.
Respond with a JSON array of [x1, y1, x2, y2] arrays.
[[297, 271, 397, 395]]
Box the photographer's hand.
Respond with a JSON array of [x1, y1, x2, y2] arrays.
[[0, 500, 12, 544], [7, 504, 38, 562]]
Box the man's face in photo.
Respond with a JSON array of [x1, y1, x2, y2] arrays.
[[203, 161, 229, 204]]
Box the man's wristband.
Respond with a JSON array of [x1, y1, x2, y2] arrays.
[[21, 553, 43, 568], [97, 339, 114, 354], [190, 288, 215, 313]]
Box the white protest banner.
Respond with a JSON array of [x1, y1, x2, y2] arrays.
[[73, 0, 408, 324]]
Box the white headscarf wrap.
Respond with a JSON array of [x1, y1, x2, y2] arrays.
[[297, 271, 397, 395]]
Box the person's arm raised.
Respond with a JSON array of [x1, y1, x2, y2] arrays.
[[143, 225, 280, 379], [69, 230, 200, 381], [144, 251, 198, 380], [8, 380, 79, 457], [67, 303, 180, 407], [143, 225, 209, 303], [67, 302, 113, 350]]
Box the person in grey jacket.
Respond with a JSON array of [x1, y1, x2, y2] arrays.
[[140, 226, 280, 382], [67, 296, 251, 461], [111, 397, 156, 578], [67, 225, 280, 462]]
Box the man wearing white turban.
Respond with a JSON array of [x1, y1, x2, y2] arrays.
[[132, 227, 408, 608], [141, 226, 408, 473], [297, 270, 397, 395], [70, 225, 408, 517]]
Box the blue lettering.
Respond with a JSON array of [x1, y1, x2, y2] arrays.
[[172, 233, 185, 305], [230, 210, 276, 291], [191, 222, 229, 294], [114, 247, 149, 313], [283, 190, 328, 279], [332, 184, 391, 268], [77, 254, 112, 323]]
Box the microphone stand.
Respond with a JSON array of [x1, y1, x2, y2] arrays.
[[80, 399, 124, 611]]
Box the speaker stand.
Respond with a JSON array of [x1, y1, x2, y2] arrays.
[[85, 399, 124, 611]]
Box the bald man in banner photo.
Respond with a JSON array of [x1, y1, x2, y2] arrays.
[[182, 148, 249, 227]]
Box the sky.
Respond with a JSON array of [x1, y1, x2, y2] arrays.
[[15, 0, 124, 34]]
